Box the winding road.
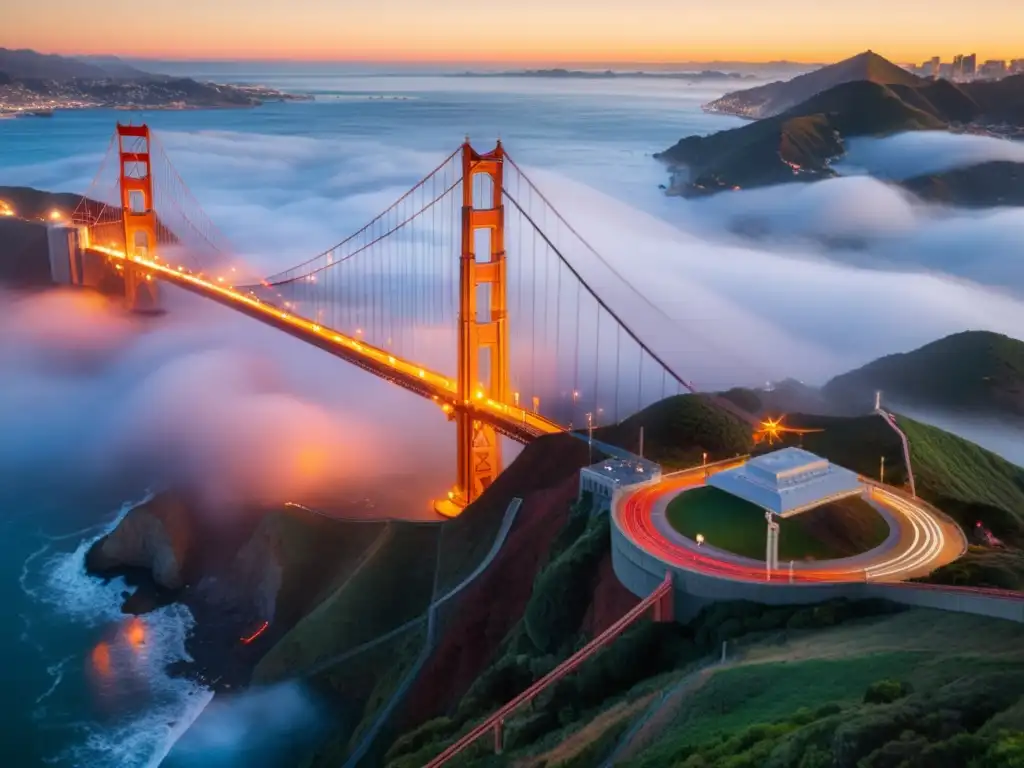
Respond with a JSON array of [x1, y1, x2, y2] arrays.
[[616, 466, 966, 585]]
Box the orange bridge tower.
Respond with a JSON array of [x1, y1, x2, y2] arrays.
[[117, 124, 160, 312], [437, 141, 510, 516]]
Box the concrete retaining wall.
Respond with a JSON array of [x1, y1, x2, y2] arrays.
[[610, 491, 1024, 624]]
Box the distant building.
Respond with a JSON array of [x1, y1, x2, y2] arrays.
[[938, 63, 954, 79], [981, 60, 1008, 79], [963, 54, 978, 78], [579, 457, 661, 515], [953, 54, 964, 79], [928, 56, 941, 78], [1011, 59, 1024, 75]]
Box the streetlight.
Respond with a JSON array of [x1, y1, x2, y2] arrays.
[[514, 391, 520, 408], [879, 455, 886, 484], [586, 411, 593, 463], [695, 533, 705, 547]]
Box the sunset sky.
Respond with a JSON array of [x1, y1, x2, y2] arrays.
[[6, 0, 1024, 63]]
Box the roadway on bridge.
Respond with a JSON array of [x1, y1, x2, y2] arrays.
[[87, 245, 563, 443], [616, 467, 967, 584]]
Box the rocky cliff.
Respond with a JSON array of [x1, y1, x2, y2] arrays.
[[86, 492, 196, 589]]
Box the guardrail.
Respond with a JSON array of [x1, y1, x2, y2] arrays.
[[877, 409, 917, 498], [423, 572, 674, 766], [662, 454, 750, 479]]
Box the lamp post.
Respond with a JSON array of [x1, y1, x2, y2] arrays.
[[586, 412, 593, 464], [880, 455, 886, 484]]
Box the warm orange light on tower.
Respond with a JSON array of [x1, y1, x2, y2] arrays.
[[437, 140, 509, 517]]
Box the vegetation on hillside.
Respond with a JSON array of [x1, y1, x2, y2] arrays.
[[596, 393, 754, 468], [823, 330, 1024, 418], [657, 79, 947, 195], [623, 610, 1024, 768]]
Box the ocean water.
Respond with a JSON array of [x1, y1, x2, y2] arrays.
[[3, 64, 1024, 766]]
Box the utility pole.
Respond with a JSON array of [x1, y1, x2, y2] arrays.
[[586, 412, 593, 464], [764, 510, 779, 580], [638, 425, 644, 459], [880, 455, 886, 484]]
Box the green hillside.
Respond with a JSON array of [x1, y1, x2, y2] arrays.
[[657, 79, 946, 195], [595, 393, 755, 468], [823, 330, 1024, 418], [260, 394, 1024, 766]]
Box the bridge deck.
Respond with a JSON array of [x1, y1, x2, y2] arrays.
[[86, 247, 564, 444]]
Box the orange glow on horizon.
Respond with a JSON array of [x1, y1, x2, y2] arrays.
[[6, 1, 1023, 67]]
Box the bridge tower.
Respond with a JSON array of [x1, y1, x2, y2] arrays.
[[437, 142, 510, 517], [117, 123, 160, 312]]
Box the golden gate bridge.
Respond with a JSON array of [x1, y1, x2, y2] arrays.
[[69, 122, 758, 517]]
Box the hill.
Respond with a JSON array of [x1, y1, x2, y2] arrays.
[[657, 79, 946, 195], [822, 330, 1024, 418], [705, 50, 922, 119], [372, 403, 1024, 766], [0, 47, 151, 81], [903, 160, 1024, 207]]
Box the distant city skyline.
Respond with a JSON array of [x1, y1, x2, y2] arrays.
[[4, 0, 1024, 63]]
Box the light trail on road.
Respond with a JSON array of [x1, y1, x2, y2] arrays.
[[615, 468, 965, 584]]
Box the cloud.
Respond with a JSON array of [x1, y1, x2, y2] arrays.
[[163, 681, 326, 766], [4, 121, 1024, 497], [0, 288, 452, 513], [839, 132, 1024, 180]]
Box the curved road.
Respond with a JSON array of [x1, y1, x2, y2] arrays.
[[616, 468, 966, 585]]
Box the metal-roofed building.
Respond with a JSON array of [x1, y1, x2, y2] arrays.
[[708, 447, 863, 519], [580, 457, 662, 515]]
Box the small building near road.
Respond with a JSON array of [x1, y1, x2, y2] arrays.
[[708, 447, 863, 519], [579, 457, 662, 515]]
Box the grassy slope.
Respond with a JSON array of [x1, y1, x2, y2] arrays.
[[625, 609, 1024, 768], [666, 487, 888, 561], [823, 330, 1024, 418], [596, 393, 754, 469], [253, 521, 440, 684]]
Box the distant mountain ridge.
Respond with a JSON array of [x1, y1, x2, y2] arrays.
[[0, 47, 152, 81], [705, 50, 923, 118]]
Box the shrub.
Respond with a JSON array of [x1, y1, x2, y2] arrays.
[[864, 679, 913, 705]]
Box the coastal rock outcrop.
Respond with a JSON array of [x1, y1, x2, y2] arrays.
[[85, 492, 195, 590]]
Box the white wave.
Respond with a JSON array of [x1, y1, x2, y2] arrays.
[[21, 493, 215, 768], [35, 655, 74, 707]]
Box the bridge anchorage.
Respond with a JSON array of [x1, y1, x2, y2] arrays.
[[63, 122, 767, 517]]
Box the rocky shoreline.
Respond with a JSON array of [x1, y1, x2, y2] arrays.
[[84, 492, 283, 694]]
